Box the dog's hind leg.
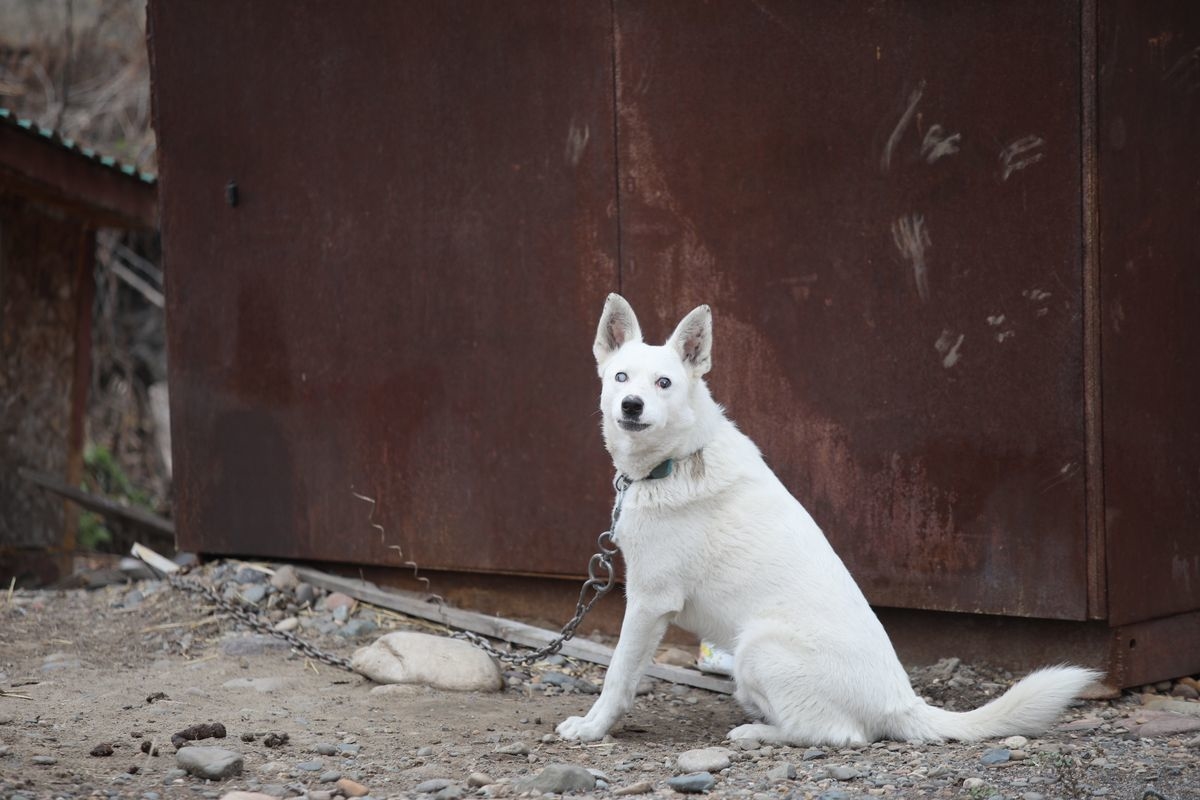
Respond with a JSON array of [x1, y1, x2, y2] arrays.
[[730, 624, 871, 747]]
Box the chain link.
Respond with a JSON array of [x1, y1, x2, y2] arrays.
[[159, 473, 635, 673], [454, 473, 632, 665], [166, 572, 356, 672]]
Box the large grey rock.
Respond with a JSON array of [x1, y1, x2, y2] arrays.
[[176, 746, 243, 779], [516, 764, 597, 794], [675, 747, 734, 774], [351, 632, 503, 692]]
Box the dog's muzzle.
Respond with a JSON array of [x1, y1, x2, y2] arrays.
[[619, 395, 649, 431]]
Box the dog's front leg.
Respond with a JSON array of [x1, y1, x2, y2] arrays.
[[556, 602, 672, 742]]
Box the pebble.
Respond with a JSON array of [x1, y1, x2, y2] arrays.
[[668, 772, 716, 793], [517, 763, 597, 794], [314, 743, 338, 756], [294, 582, 317, 606], [414, 779, 453, 793], [963, 777, 986, 789], [317, 769, 340, 782], [240, 584, 268, 604], [802, 748, 827, 760], [981, 747, 1012, 766], [416, 746, 435, 757], [467, 772, 494, 787], [176, 747, 243, 780], [435, 787, 463, 800], [494, 741, 530, 756], [816, 791, 853, 800], [296, 759, 324, 771], [676, 747, 734, 773], [335, 777, 370, 797], [614, 780, 654, 795], [274, 617, 299, 632], [31, 755, 57, 765], [1003, 735, 1029, 749], [766, 762, 796, 782], [829, 765, 861, 781], [270, 565, 300, 591]]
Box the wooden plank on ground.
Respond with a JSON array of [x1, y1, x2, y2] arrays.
[[295, 567, 734, 694]]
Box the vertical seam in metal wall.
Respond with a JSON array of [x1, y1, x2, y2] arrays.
[[609, 0, 624, 294], [1081, 0, 1106, 621]]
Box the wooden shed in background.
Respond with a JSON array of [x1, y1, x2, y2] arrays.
[[0, 108, 157, 584], [146, 1, 1199, 689]]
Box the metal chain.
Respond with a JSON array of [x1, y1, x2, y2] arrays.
[[453, 473, 632, 665], [166, 572, 356, 672], [159, 473, 634, 673]]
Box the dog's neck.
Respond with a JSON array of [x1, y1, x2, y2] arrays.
[[604, 381, 728, 482]]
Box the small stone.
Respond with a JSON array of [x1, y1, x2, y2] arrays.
[[324, 592, 355, 611], [340, 618, 378, 638], [314, 743, 338, 756], [414, 779, 453, 793], [816, 792, 852, 800], [614, 781, 654, 796], [176, 747, 243, 780], [981, 748, 1011, 766], [220, 635, 290, 657], [667, 772, 715, 793], [236, 566, 267, 584], [1003, 735, 1028, 749], [90, 743, 115, 757], [241, 584, 268, 604], [517, 763, 597, 794], [337, 743, 361, 755], [1022, 793, 1046, 800], [32, 755, 57, 765], [335, 777, 370, 797], [270, 565, 300, 591], [416, 746, 435, 757], [766, 762, 796, 782], [317, 770, 341, 783], [829, 765, 860, 781], [297, 759, 324, 771], [676, 747, 734, 773], [467, 773, 494, 787], [963, 777, 986, 789], [294, 582, 317, 606], [435, 787, 464, 800], [1172, 683, 1200, 699], [802, 748, 827, 761], [494, 741, 530, 756], [1010, 749, 1029, 761], [274, 617, 300, 633]]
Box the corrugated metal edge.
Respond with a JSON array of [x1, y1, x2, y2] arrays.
[[0, 106, 157, 185]]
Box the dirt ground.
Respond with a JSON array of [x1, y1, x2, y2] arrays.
[[1, 571, 1198, 800]]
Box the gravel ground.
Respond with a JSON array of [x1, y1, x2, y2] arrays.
[[1, 562, 1198, 800]]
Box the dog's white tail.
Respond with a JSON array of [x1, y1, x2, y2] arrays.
[[896, 665, 1102, 742]]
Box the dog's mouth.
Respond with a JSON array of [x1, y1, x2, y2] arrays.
[[617, 419, 651, 432]]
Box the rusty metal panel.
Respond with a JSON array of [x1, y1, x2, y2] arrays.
[[149, 2, 618, 575], [615, 1, 1087, 619], [1099, 1, 1200, 626]]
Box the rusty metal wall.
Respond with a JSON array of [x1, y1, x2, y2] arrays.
[[149, 1, 619, 575], [1098, 0, 1200, 626], [614, 1, 1089, 620]]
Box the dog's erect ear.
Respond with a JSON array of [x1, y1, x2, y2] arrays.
[[668, 304, 713, 376], [594, 293, 643, 368]]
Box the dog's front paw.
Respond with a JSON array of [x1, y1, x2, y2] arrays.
[[556, 715, 609, 742]]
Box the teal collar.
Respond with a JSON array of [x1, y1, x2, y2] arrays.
[[646, 458, 674, 480]]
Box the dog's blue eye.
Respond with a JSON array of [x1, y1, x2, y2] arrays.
[[656, 377, 672, 389], [615, 372, 628, 383]]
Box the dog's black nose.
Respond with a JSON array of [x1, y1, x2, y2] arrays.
[[621, 395, 644, 418]]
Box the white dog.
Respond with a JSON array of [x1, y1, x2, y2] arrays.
[[556, 294, 1100, 746]]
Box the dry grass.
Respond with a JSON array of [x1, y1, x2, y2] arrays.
[[0, 0, 155, 171]]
